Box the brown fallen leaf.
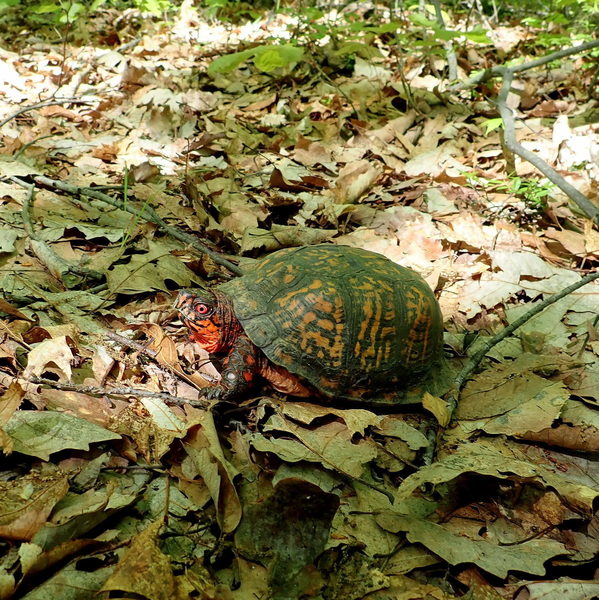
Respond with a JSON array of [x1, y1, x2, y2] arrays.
[[22, 336, 74, 381], [0, 298, 34, 321]]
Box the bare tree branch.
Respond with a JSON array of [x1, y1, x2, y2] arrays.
[[446, 268, 599, 419], [445, 38, 599, 222], [496, 68, 598, 222], [449, 39, 599, 92], [12, 175, 244, 277]]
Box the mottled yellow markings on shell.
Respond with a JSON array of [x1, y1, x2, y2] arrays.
[[300, 325, 337, 355], [403, 286, 434, 365], [353, 277, 385, 369], [245, 298, 259, 311], [231, 244, 442, 397], [290, 283, 343, 366], [285, 297, 303, 314], [377, 282, 396, 366], [274, 279, 322, 310], [313, 297, 333, 313], [317, 319, 334, 331]]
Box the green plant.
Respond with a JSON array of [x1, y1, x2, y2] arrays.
[[0, 0, 174, 27], [467, 173, 555, 210], [208, 44, 305, 75], [508, 176, 554, 207]]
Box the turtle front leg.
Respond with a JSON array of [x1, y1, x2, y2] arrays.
[[205, 334, 259, 401]]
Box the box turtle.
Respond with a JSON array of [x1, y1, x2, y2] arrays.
[[176, 244, 443, 402]]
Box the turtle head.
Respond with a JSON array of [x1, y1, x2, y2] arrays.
[[176, 289, 237, 353]]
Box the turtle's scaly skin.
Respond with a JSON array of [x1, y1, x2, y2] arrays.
[[177, 245, 443, 402]]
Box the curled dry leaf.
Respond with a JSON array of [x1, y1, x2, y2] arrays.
[[22, 336, 74, 381]]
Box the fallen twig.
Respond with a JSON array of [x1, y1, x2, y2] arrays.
[[431, 0, 457, 80], [105, 330, 159, 358], [495, 68, 599, 222], [445, 268, 599, 419], [12, 175, 243, 276], [0, 98, 93, 129], [449, 39, 599, 92], [448, 39, 599, 222], [28, 377, 212, 409]]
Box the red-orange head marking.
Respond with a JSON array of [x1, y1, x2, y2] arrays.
[[176, 289, 242, 353]]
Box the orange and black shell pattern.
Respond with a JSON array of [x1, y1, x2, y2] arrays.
[[212, 244, 444, 400]]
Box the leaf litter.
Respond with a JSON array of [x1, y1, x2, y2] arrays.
[[0, 2, 598, 599]]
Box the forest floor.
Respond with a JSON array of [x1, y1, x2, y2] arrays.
[[0, 3, 598, 599]]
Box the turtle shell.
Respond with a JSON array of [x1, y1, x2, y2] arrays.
[[218, 244, 443, 399]]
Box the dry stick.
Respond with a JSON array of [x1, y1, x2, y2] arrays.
[[446, 268, 599, 417], [496, 68, 599, 222], [104, 330, 212, 390], [449, 39, 599, 92], [0, 98, 93, 129], [448, 38, 599, 222], [431, 0, 457, 80], [104, 330, 159, 358], [30, 175, 243, 276], [27, 377, 212, 409]]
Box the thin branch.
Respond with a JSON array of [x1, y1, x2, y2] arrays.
[[445, 39, 599, 221], [447, 268, 599, 415], [16, 175, 243, 276], [0, 98, 93, 129], [28, 377, 212, 409], [449, 39, 599, 92], [431, 0, 457, 80], [496, 68, 598, 222], [104, 330, 158, 358]]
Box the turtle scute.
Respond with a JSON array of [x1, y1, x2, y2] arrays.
[[217, 244, 444, 400]]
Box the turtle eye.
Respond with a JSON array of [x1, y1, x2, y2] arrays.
[[195, 302, 211, 316]]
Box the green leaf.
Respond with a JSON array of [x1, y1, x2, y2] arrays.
[[209, 44, 304, 75], [106, 250, 201, 294], [182, 411, 241, 532], [253, 45, 304, 73], [0, 228, 18, 253], [464, 28, 492, 43], [0, 472, 69, 540], [258, 413, 378, 478], [15, 563, 114, 599], [456, 356, 569, 436], [334, 41, 382, 59], [5, 412, 120, 460], [398, 439, 599, 511], [208, 48, 256, 75], [363, 21, 402, 34], [101, 520, 175, 597], [31, 2, 62, 14], [409, 13, 437, 28], [235, 479, 339, 599], [0, 0, 20, 8], [377, 514, 567, 578], [139, 0, 170, 14], [482, 118, 503, 134], [433, 27, 463, 41]]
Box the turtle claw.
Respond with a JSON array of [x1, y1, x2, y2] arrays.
[[204, 384, 241, 402], [204, 385, 225, 400]]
